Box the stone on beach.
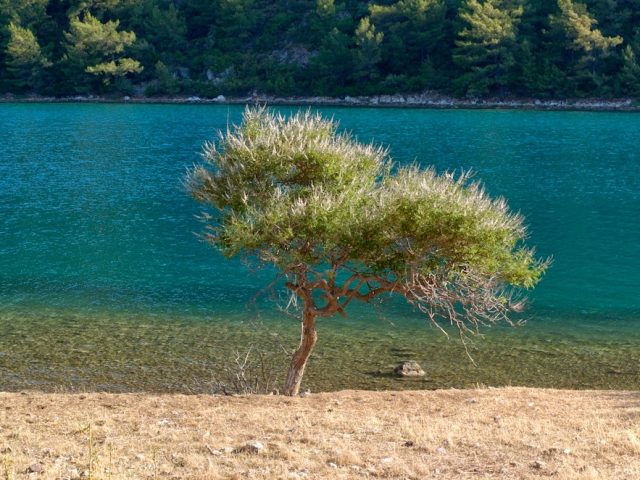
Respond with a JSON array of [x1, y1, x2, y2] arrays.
[[393, 361, 425, 377]]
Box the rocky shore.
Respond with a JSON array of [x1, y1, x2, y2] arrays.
[[2, 92, 639, 111]]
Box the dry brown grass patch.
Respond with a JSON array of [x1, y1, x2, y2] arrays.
[[0, 388, 639, 479]]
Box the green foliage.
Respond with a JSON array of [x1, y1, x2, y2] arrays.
[[189, 108, 546, 321], [0, 0, 638, 97], [621, 44, 640, 96], [369, 0, 447, 82], [145, 60, 180, 96], [453, 0, 523, 96], [62, 12, 141, 92], [550, 0, 622, 94], [4, 23, 50, 92]]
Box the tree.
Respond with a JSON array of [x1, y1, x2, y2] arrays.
[[550, 0, 622, 94], [187, 108, 548, 396], [62, 12, 141, 92], [454, 0, 524, 96], [621, 43, 640, 96], [368, 0, 447, 80], [352, 17, 384, 83], [4, 23, 50, 91], [308, 28, 354, 94]]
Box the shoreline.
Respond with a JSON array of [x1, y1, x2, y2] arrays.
[[1, 387, 638, 479], [2, 92, 639, 111]]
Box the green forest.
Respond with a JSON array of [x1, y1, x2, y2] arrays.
[[2, 0, 640, 98]]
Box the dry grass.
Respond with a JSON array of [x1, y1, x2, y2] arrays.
[[0, 388, 639, 479]]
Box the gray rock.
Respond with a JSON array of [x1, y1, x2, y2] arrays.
[[27, 463, 43, 473], [393, 361, 425, 377], [235, 440, 265, 454]]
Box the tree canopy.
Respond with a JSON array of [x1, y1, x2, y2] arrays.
[[1, 0, 639, 97], [188, 107, 548, 395]]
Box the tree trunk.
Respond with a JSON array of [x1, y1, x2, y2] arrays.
[[283, 307, 317, 396]]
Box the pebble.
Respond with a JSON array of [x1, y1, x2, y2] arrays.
[[27, 463, 43, 473], [236, 440, 265, 454], [327, 462, 338, 469]]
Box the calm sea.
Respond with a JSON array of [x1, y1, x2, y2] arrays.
[[0, 103, 638, 392]]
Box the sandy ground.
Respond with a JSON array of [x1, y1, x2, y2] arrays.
[[0, 388, 639, 479]]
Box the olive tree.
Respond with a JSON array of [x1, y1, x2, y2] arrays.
[[187, 107, 547, 396]]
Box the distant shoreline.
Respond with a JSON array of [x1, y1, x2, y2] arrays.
[[2, 93, 640, 112]]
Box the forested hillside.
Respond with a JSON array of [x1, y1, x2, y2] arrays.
[[2, 0, 640, 98]]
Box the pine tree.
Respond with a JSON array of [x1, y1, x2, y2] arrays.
[[621, 44, 640, 97], [453, 0, 523, 97], [62, 13, 142, 93], [4, 22, 50, 92], [368, 0, 447, 81], [352, 17, 384, 84], [550, 0, 622, 94]]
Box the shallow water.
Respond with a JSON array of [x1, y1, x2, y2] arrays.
[[0, 104, 639, 392]]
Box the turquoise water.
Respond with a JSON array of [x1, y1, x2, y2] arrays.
[[0, 104, 639, 392]]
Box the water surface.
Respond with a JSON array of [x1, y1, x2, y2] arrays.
[[0, 104, 639, 392]]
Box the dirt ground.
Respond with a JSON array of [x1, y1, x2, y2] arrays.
[[1, 387, 639, 479]]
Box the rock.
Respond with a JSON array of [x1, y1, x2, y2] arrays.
[[27, 463, 43, 473], [123, 96, 130, 101], [214, 95, 226, 102], [393, 361, 425, 377], [436, 447, 447, 455], [235, 440, 265, 454], [327, 462, 338, 469], [69, 467, 80, 480], [403, 440, 415, 447], [299, 388, 311, 398]]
